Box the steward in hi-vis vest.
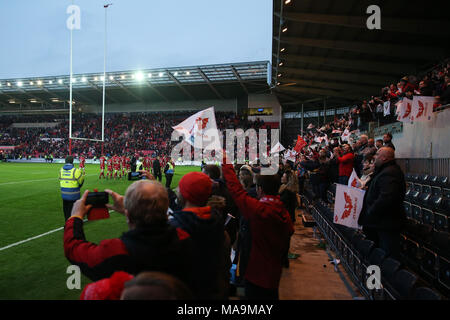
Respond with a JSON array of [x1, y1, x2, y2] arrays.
[[60, 156, 85, 221], [164, 159, 175, 189]]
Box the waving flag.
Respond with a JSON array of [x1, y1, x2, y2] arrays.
[[383, 101, 391, 116], [284, 149, 296, 162], [334, 184, 365, 229], [270, 142, 285, 154], [411, 96, 435, 122], [172, 107, 221, 150], [396, 98, 413, 122], [348, 169, 362, 188], [293, 135, 307, 153]]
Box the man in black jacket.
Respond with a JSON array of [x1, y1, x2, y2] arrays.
[[358, 147, 406, 259], [152, 156, 162, 182]]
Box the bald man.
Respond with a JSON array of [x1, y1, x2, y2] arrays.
[[358, 147, 406, 258], [63, 181, 195, 286]]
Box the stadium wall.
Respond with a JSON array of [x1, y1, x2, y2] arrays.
[[375, 108, 450, 159], [82, 99, 237, 114]]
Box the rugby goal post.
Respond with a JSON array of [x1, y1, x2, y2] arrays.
[[68, 4, 111, 154]]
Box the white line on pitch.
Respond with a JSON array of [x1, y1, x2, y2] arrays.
[[0, 215, 112, 252], [0, 174, 97, 186]]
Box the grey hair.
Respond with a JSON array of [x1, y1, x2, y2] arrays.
[[124, 180, 169, 227]]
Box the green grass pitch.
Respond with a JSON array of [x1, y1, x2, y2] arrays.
[[0, 162, 200, 300]]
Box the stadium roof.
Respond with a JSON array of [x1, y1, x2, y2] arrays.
[[272, 0, 450, 112], [0, 61, 270, 108]]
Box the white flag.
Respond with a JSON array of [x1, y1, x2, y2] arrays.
[[383, 101, 391, 116], [283, 149, 296, 162], [334, 184, 365, 229], [411, 96, 435, 122], [270, 142, 285, 154], [341, 129, 350, 142], [172, 107, 221, 150], [348, 169, 362, 188], [396, 98, 413, 122]]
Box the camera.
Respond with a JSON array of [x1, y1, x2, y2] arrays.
[[85, 192, 109, 207]]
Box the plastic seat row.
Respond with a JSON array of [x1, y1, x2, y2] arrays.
[[311, 202, 443, 299], [405, 183, 450, 214], [405, 173, 449, 188], [404, 201, 449, 232]]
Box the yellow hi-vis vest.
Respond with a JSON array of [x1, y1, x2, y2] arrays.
[[166, 162, 174, 174], [59, 165, 84, 201]]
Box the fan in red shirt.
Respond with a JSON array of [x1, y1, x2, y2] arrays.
[[125, 155, 131, 173], [113, 155, 121, 179], [121, 155, 127, 178], [334, 144, 355, 185], [106, 157, 113, 179], [99, 155, 106, 179], [79, 155, 86, 175], [143, 156, 151, 172]]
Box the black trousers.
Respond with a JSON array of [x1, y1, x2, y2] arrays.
[[154, 171, 162, 182], [165, 173, 173, 188], [363, 226, 401, 260], [63, 200, 76, 222], [244, 280, 279, 300]]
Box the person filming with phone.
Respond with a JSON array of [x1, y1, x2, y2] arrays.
[[63, 180, 196, 287]]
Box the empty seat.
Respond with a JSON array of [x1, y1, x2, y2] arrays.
[[404, 202, 412, 219], [421, 174, 432, 186], [405, 238, 421, 269], [419, 174, 429, 184], [392, 269, 418, 299], [410, 184, 422, 204], [438, 176, 449, 188], [411, 204, 422, 223], [428, 175, 438, 186], [411, 174, 420, 183], [421, 208, 434, 227], [431, 231, 450, 256], [369, 248, 387, 266], [434, 213, 448, 232], [381, 257, 402, 284], [438, 256, 450, 290], [421, 247, 438, 279], [428, 186, 443, 211], [411, 287, 441, 300], [405, 173, 413, 182], [418, 185, 432, 206], [442, 188, 450, 212]]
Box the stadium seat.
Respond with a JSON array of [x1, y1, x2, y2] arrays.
[[404, 201, 412, 219], [391, 269, 418, 299], [442, 188, 450, 213], [411, 204, 422, 223], [381, 258, 402, 284], [438, 256, 450, 290], [421, 174, 432, 187], [421, 208, 434, 227], [405, 185, 413, 202], [438, 176, 449, 188], [428, 186, 443, 211], [410, 184, 422, 204], [431, 231, 450, 257], [405, 238, 422, 270], [418, 174, 429, 185], [405, 173, 413, 183], [411, 174, 420, 183], [369, 248, 387, 266], [411, 287, 441, 300], [418, 185, 432, 207], [434, 213, 448, 232], [428, 175, 438, 187], [421, 247, 438, 280], [351, 233, 365, 250]]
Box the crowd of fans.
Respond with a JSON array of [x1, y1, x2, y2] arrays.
[[0, 111, 268, 160]]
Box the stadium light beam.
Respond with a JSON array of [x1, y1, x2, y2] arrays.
[[135, 72, 144, 81], [17, 81, 23, 87]]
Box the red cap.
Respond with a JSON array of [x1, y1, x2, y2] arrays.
[[178, 172, 212, 206]]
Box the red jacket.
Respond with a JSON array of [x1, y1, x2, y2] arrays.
[[222, 163, 294, 289], [337, 152, 354, 177]]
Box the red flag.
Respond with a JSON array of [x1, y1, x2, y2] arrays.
[[294, 135, 307, 153]]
